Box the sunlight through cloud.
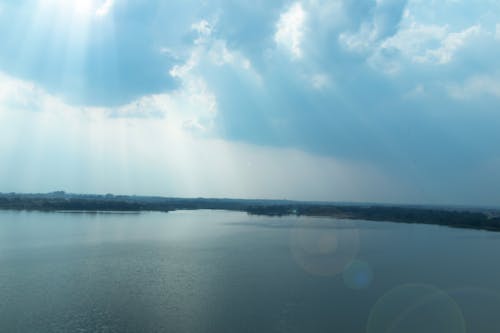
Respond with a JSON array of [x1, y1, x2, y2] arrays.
[[40, 0, 113, 18]]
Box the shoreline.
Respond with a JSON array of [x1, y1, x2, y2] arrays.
[[1, 192, 500, 232]]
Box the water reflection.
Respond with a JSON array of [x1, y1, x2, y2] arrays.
[[1, 211, 500, 332]]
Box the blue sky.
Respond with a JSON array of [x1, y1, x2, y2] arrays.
[[0, 0, 500, 205]]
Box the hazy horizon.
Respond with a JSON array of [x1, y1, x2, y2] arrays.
[[5, 190, 500, 211]]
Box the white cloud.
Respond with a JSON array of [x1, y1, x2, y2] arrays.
[[0, 72, 399, 202], [310, 73, 330, 90], [207, 40, 255, 74], [169, 52, 198, 79], [0, 73, 67, 113], [112, 73, 216, 133], [447, 75, 500, 100], [0, 41, 217, 133], [209, 40, 236, 66], [362, 22, 482, 75], [191, 19, 214, 44], [338, 0, 408, 54], [95, 0, 114, 17], [339, 2, 483, 74], [0, 17, 257, 142], [274, 2, 307, 59], [339, 22, 379, 53], [172, 19, 260, 86], [377, 23, 480, 65], [192, 19, 213, 36], [422, 25, 480, 64]]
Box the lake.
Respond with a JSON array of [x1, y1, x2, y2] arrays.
[[1, 210, 500, 332]]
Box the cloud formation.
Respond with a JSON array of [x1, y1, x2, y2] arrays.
[[0, 72, 402, 202], [1, 0, 500, 205], [274, 2, 307, 59]]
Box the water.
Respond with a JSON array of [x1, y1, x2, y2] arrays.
[[1, 210, 500, 332]]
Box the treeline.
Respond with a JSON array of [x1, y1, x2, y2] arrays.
[[0, 192, 276, 212], [1, 192, 500, 231], [245, 204, 500, 231]]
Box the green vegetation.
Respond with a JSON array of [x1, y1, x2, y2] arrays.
[[1, 192, 500, 231]]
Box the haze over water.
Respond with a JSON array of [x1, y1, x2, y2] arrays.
[[1, 210, 500, 332]]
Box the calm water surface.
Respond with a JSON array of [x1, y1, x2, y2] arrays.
[[1, 210, 500, 332]]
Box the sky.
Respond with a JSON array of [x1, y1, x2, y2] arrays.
[[0, 0, 500, 205]]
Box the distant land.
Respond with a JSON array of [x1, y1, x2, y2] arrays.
[[1, 191, 500, 231]]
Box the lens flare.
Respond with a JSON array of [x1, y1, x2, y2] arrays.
[[289, 218, 359, 277], [343, 260, 373, 290], [448, 287, 500, 332], [367, 284, 465, 333]]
